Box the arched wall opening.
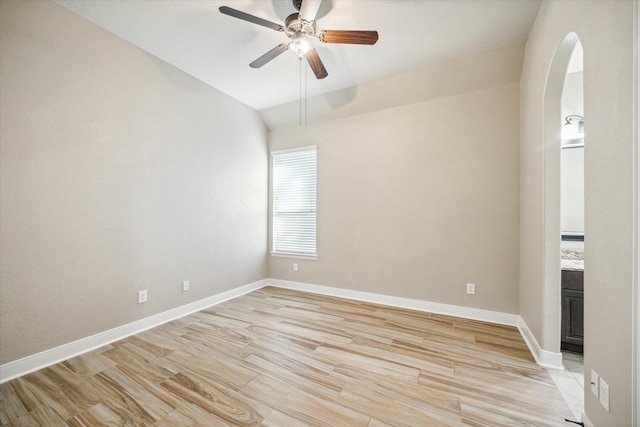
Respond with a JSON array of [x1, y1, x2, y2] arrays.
[[541, 32, 583, 364]]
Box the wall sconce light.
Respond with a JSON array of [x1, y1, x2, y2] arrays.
[[562, 114, 584, 147]]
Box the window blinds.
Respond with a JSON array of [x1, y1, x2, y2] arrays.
[[272, 147, 317, 257]]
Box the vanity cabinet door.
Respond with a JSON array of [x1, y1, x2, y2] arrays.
[[561, 288, 584, 352]]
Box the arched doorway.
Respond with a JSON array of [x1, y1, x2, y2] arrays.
[[542, 32, 585, 421], [559, 43, 584, 356], [542, 32, 582, 357]]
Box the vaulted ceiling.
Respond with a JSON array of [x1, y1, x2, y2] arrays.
[[55, 0, 541, 111]]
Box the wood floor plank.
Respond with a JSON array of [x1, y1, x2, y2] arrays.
[[84, 367, 174, 422], [18, 364, 102, 421], [166, 350, 257, 390], [348, 337, 455, 376], [0, 286, 575, 426], [243, 353, 342, 401], [100, 343, 179, 383], [332, 363, 461, 417], [66, 401, 151, 427], [259, 409, 310, 427], [152, 403, 235, 427], [337, 383, 461, 427], [0, 381, 32, 424], [182, 326, 253, 360], [241, 374, 370, 427], [4, 402, 68, 427], [315, 344, 420, 383], [61, 351, 118, 378], [246, 336, 339, 375], [113, 364, 185, 410], [160, 370, 269, 426]]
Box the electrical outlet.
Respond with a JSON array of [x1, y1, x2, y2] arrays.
[[590, 370, 599, 397], [182, 280, 190, 292], [293, 263, 298, 272], [466, 283, 475, 294], [599, 377, 610, 412], [138, 290, 148, 304]]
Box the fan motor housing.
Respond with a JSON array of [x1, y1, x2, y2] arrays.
[[285, 13, 300, 30], [285, 13, 315, 38], [292, 0, 302, 11]]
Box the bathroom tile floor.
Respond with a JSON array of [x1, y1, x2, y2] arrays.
[[549, 352, 585, 422]]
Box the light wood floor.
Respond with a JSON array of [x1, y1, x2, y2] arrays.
[[1, 286, 573, 426]]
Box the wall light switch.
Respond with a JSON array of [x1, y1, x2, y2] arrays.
[[466, 283, 475, 294], [182, 280, 190, 292], [599, 377, 610, 412], [590, 370, 599, 397], [293, 263, 298, 272]]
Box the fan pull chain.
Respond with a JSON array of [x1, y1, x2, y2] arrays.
[[304, 60, 308, 127], [298, 57, 308, 127], [299, 58, 303, 126]]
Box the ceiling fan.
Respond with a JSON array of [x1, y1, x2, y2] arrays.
[[219, 0, 379, 79]]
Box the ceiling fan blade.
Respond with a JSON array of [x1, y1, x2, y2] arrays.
[[319, 30, 379, 45], [305, 48, 328, 79], [299, 0, 322, 22], [219, 6, 284, 32], [249, 44, 290, 68]]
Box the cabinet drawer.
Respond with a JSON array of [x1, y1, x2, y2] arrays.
[[561, 269, 583, 291]]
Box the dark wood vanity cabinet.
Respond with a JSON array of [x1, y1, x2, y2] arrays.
[[561, 269, 584, 353]]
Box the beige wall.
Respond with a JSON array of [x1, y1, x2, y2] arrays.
[[268, 46, 521, 314], [520, 1, 634, 424], [0, 0, 268, 365], [260, 43, 525, 130]]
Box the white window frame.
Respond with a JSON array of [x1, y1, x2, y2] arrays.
[[270, 146, 318, 260]]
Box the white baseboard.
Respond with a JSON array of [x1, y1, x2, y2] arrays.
[[0, 279, 267, 384], [266, 279, 521, 326], [517, 316, 564, 370]]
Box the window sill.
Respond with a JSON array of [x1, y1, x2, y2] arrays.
[[270, 252, 318, 261]]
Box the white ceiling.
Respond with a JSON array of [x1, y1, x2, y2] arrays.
[[55, 0, 541, 111]]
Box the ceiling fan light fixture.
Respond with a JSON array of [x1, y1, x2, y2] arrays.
[[289, 35, 311, 57]]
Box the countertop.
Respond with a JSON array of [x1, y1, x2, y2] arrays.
[[561, 249, 584, 271]]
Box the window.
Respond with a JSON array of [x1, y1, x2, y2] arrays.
[[271, 146, 317, 259]]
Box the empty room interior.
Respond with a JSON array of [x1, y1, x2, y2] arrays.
[[0, 0, 638, 426]]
